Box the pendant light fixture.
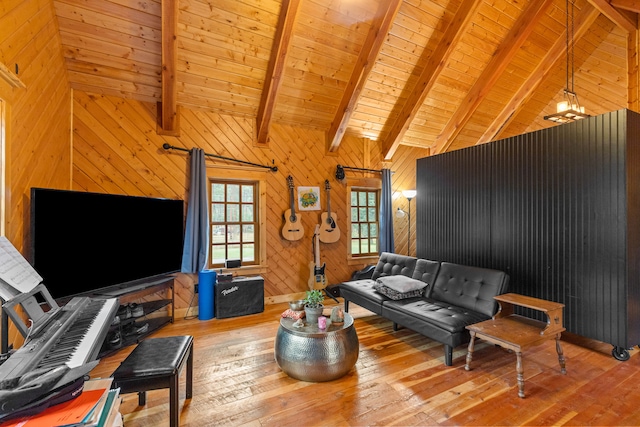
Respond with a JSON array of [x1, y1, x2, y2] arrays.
[[544, 0, 589, 123]]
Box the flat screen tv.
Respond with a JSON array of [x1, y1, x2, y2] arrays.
[[30, 188, 185, 300]]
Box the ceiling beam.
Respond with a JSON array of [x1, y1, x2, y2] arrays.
[[157, 0, 179, 136], [256, 0, 301, 145], [326, 0, 403, 153], [0, 62, 25, 88], [588, 0, 637, 32], [381, 0, 481, 161], [477, 5, 600, 145], [612, 0, 640, 13], [432, 0, 554, 155]]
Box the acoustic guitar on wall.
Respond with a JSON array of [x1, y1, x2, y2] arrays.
[[319, 179, 340, 243], [282, 175, 304, 241]]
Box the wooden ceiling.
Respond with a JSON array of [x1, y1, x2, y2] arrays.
[[53, 0, 638, 159]]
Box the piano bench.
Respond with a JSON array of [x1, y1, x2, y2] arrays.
[[111, 335, 193, 427]]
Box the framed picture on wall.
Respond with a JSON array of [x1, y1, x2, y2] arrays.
[[297, 186, 321, 211]]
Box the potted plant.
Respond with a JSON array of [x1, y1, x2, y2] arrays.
[[303, 289, 324, 324]]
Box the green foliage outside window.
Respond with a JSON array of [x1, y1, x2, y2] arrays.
[[350, 189, 379, 256], [209, 180, 258, 267]]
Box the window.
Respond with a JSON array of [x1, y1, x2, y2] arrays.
[[209, 179, 259, 267], [350, 188, 379, 257]]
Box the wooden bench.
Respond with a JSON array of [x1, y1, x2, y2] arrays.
[[112, 335, 193, 427]]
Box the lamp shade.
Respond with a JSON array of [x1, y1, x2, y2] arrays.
[[402, 189, 417, 199]]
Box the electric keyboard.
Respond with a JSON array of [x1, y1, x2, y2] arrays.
[[0, 296, 119, 381]]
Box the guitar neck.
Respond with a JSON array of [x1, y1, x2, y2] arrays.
[[314, 227, 321, 266]]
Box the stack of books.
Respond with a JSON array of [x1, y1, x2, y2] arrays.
[[0, 378, 122, 427]]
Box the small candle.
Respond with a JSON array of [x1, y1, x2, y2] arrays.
[[318, 316, 327, 329]]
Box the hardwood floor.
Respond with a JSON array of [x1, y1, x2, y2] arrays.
[[91, 300, 640, 426]]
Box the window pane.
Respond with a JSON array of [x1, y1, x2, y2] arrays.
[[368, 207, 376, 222], [227, 184, 240, 202], [361, 239, 369, 253], [351, 223, 359, 238], [212, 184, 225, 202], [367, 192, 376, 206], [370, 238, 377, 253], [228, 224, 241, 243], [358, 207, 367, 221], [242, 204, 254, 222], [242, 185, 253, 203], [360, 223, 369, 238], [242, 243, 255, 262], [358, 192, 366, 206], [227, 204, 240, 222], [352, 240, 360, 254], [370, 223, 378, 237], [351, 207, 358, 222], [211, 225, 226, 244], [212, 204, 225, 221], [351, 192, 358, 206], [212, 246, 226, 264], [227, 244, 241, 259], [242, 224, 254, 242]]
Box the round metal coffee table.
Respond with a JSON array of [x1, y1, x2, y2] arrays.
[[274, 312, 359, 382]]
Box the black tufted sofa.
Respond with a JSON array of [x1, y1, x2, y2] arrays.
[[340, 252, 509, 366]]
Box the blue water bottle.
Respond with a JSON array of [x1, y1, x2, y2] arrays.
[[198, 269, 217, 320]]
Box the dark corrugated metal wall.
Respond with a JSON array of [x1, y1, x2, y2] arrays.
[[416, 109, 640, 348], [416, 143, 492, 267]]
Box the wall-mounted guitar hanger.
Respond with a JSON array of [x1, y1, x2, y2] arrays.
[[162, 143, 278, 172]]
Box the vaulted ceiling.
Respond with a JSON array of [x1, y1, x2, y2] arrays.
[[53, 0, 639, 159]]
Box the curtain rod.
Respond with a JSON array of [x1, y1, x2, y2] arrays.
[[162, 143, 278, 172], [335, 164, 393, 179], [341, 165, 382, 173]]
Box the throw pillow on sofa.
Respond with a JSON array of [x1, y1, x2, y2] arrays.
[[373, 283, 424, 300], [373, 277, 428, 300], [375, 276, 428, 292]]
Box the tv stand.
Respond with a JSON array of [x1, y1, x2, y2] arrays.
[[95, 276, 175, 358]]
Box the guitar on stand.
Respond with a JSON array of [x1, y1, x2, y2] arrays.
[[282, 175, 304, 241], [308, 225, 327, 291], [319, 179, 340, 243]]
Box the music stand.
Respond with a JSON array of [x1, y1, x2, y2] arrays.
[[0, 284, 20, 354], [2, 284, 59, 338]]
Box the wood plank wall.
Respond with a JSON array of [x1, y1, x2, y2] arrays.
[[71, 91, 429, 310], [1, 0, 72, 347], [0, 0, 426, 344], [1, 0, 72, 252]]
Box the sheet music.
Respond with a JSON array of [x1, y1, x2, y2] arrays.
[[0, 236, 42, 299]]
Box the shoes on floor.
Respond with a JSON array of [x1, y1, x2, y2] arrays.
[[123, 322, 149, 337], [117, 304, 131, 320], [108, 331, 122, 349], [117, 303, 144, 319], [130, 303, 144, 318]]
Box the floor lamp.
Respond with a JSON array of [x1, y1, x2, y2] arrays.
[[396, 189, 416, 256]]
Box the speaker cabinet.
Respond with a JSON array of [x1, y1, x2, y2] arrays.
[[225, 259, 241, 268], [215, 276, 264, 319]]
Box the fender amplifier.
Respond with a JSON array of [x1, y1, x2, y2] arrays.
[[215, 276, 264, 319]]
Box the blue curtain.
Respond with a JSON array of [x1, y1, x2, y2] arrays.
[[181, 148, 209, 273], [379, 168, 395, 254]]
